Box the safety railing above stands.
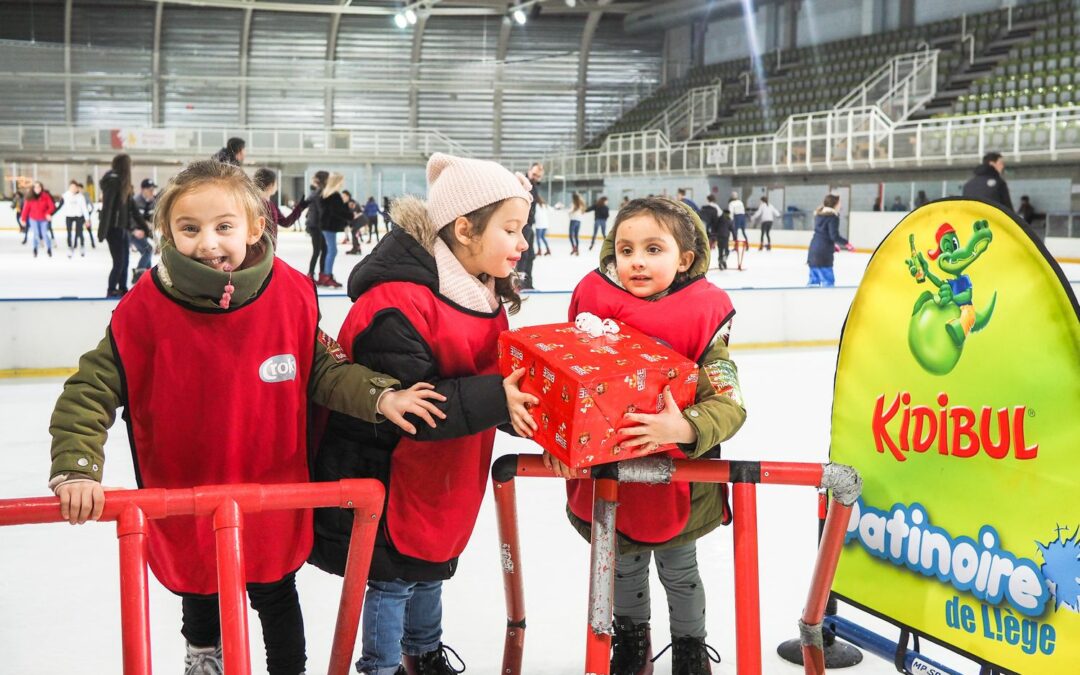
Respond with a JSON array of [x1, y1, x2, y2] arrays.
[[0, 124, 472, 162], [543, 105, 1080, 178], [834, 50, 939, 123], [645, 80, 723, 143]]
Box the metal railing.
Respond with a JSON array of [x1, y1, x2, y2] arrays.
[[645, 80, 723, 143], [544, 105, 1080, 179], [833, 50, 939, 122], [0, 124, 473, 160]]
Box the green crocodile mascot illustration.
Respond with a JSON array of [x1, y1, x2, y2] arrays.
[[903, 219, 997, 375]]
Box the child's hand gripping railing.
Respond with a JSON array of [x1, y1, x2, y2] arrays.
[[0, 479, 385, 675], [490, 454, 862, 675]]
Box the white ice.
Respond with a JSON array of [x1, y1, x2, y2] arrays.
[[3, 226, 1066, 674]]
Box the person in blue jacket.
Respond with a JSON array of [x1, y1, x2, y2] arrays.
[[806, 193, 854, 287]]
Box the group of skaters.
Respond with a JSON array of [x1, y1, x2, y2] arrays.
[[13, 180, 97, 258]]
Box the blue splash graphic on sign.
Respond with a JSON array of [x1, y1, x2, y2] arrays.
[[1038, 526, 1080, 613]]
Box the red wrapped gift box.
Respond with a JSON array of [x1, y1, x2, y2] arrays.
[[498, 321, 698, 469]]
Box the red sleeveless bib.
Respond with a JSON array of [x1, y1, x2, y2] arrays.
[[111, 258, 317, 594], [567, 271, 734, 544], [339, 281, 507, 563]]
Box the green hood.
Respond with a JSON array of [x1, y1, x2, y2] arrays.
[[597, 200, 712, 296], [157, 232, 275, 309]]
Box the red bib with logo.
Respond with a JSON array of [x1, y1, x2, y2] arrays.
[[567, 271, 734, 544], [111, 258, 317, 594], [339, 281, 508, 564]]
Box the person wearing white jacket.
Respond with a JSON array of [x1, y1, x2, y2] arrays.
[[751, 195, 781, 251], [57, 181, 92, 257]]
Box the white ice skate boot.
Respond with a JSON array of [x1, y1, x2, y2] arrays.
[[184, 641, 223, 675]]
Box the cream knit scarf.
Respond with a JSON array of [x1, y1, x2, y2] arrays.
[[433, 237, 499, 313]]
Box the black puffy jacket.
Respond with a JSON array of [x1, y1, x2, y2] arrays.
[[309, 214, 511, 582]]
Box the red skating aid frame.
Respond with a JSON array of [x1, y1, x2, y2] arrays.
[[0, 480, 385, 675], [490, 454, 861, 675]]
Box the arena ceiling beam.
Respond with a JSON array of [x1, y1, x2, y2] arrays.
[[576, 0, 614, 146], [129, 0, 643, 17], [492, 0, 512, 158], [63, 0, 73, 125]]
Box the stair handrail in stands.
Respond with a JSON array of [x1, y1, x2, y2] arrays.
[[833, 50, 939, 122], [0, 480, 385, 675], [644, 79, 724, 143]]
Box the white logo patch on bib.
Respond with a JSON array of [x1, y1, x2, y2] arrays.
[[259, 354, 298, 383]]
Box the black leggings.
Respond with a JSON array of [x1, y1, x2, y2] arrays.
[[67, 217, 86, 248], [182, 572, 305, 675], [106, 228, 129, 294], [760, 221, 772, 249], [308, 229, 326, 277], [367, 217, 379, 242]]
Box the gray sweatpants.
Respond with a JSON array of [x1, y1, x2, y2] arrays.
[[614, 541, 706, 638]]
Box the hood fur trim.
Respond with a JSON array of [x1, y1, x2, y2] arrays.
[[389, 195, 440, 253]]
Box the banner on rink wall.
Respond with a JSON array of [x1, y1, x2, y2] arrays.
[[829, 198, 1080, 674], [110, 128, 176, 151]]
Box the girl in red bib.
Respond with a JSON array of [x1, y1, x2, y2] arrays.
[[545, 197, 748, 675], [48, 160, 444, 675], [310, 153, 538, 675]]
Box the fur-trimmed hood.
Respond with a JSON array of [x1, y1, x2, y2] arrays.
[[814, 206, 839, 217], [347, 196, 442, 301]]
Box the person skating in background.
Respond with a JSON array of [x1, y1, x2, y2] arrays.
[[58, 180, 92, 257], [676, 188, 699, 214], [254, 168, 309, 248], [382, 196, 394, 234], [534, 195, 551, 256], [586, 195, 610, 251], [98, 154, 148, 297], [21, 181, 56, 258], [364, 197, 381, 244], [516, 162, 544, 289], [568, 192, 585, 256], [728, 191, 747, 246], [807, 193, 855, 287], [962, 151, 1013, 211], [700, 193, 723, 265], [545, 197, 746, 675], [130, 179, 158, 284], [1017, 195, 1040, 225], [212, 136, 246, 166], [751, 195, 780, 251], [309, 153, 537, 675], [49, 159, 442, 675], [306, 171, 329, 281], [317, 173, 350, 288]]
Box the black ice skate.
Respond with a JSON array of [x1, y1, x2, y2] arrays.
[[662, 635, 721, 675], [401, 642, 465, 675]]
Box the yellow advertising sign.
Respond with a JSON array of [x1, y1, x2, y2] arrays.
[[830, 199, 1079, 673]]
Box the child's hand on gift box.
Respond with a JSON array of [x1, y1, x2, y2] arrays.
[[621, 387, 698, 451], [503, 368, 540, 438], [542, 451, 577, 479]]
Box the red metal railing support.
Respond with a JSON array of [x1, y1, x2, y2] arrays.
[[213, 499, 252, 675], [583, 477, 619, 675], [328, 488, 383, 675], [117, 504, 153, 675], [732, 482, 763, 675]]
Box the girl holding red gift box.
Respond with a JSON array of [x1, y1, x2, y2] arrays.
[[309, 153, 539, 675], [544, 197, 748, 675]]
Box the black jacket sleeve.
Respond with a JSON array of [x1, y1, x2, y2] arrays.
[[354, 309, 510, 441]]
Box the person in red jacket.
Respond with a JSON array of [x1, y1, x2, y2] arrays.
[[49, 160, 445, 675], [310, 153, 538, 675], [254, 167, 309, 247], [20, 181, 56, 258]]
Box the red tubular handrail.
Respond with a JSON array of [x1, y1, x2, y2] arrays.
[[0, 479, 385, 675], [490, 454, 858, 675]]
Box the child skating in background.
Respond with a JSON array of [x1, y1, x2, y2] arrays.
[[544, 197, 747, 675], [310, 153, 538, 675], [48, 160, 444, 675]]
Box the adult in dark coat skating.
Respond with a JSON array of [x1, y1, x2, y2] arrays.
[[962, 152, 1013, 211]]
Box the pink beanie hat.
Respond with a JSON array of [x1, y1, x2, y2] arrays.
[[426, 152, 533, 229]]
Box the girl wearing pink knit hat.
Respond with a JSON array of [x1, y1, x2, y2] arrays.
[[310, 153, 539, 675]]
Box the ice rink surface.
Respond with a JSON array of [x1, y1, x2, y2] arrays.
[[3, 227, 1075, 674]]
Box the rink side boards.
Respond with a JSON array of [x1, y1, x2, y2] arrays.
[[828, 198, 1080, 675]]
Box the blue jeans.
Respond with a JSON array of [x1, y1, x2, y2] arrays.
[[30, 219, 51, 253], [590, 218, 607, 247], [808, 266, 835, 287], [357, 579, 443, 674], [569, 219, 581, 250], [535, 227, 550, 253], [130, 232, 153, 270], [321, 231, 338, 276], [733, 214, 748, 243]]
